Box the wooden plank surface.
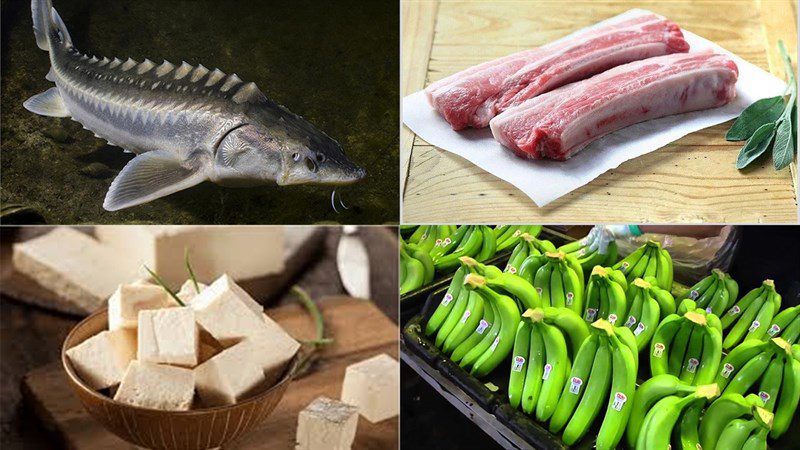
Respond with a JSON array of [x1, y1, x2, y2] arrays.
[[21, 296, 399, 450], [401, 0, 798, 223]]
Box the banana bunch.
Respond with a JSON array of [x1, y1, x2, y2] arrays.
[[431, 225, 498, 272], [493, 225, 543, 252], [612, 240, 673, 289], [583, 266, 628, 325], [630, 378, 720, 450], [508, 307, 589, 422], [558, 235, 618, 273], [623, 277, 676, 352], [721, 280, 782, 350], [713, 337, 800, 438], [399, 241, 435, 295], [530, 252, 585, 314], [698, 393, 771, 450], [459, 256, 541, 311], [679, 269, 739, 316], [547, 319, 637, 449], [504, 233, 557, 274], [405, 224, 457, 251], [763, 305, 800, 343], [650, 310, 723, 385]]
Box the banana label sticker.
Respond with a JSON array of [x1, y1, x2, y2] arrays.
[[434, 239, 442, 247], [536, 287, 543, 295], [569, 377, 583, 394], [621, 262, 630, 272], [728, 306, 741, 316], [625, 315, 637, 328], [758, 391, 771, 403], [689, 290, 700, 300], [578, 248, 586, 257], [653, 343, 665, 358], [443, 238, 452, 246], [608, 314, 618, 325], [586, 308, 598, 321], [507, 266, 517, 274], [421, 233, 428, 241], [513, 230, 522, 237], [768, 324, 781, 336], [489, 336, 500, 352], [721, 363, 735, 378], [611, 392, 628, 411], [566, 292, 574, 306], [542, 363, 553, 380], [476, 320, 490, 334], [442, 293, 454, 306], [705, 307, 713, 314], [460, 310, 471, 323], [748, 320, 761, 332], [512, 356, 525, 372], [634, 322, 646, 336], [686, 358, 699, 373]]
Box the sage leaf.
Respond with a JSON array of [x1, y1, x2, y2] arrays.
[[773, 117, 795, 170], [726, 96, 784, 141], [736, 122, 777, 169]]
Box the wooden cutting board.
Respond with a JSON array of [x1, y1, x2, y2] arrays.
[[0, 226, 327, 315], [21, 296, 399, 449], [401, 0, 798, 223]]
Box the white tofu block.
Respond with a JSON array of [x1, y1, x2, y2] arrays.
[[94, 226, 284, 286], [194, 340, 267, 407], [138, 308, 199, 367], [249, 313, 301, 385], [340, 354, 399, 423], [12, 227, 143, 313], [66, 329, 137, 390], [190, 274, 266, 345], [108, 282, 172, 330], [295, 396, 358, 450], [176, 279, 207, 304], [114, 361, 194, 411]]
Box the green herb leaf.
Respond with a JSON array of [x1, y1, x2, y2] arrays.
[[292, 285, 329, 345], [725, 96, 784, 141], [144, 265, 185, 307], [773, 116, 795, 169], [184, 248, 200, 294], [736, 122, 777, 169]]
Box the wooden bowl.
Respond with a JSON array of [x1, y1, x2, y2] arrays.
[[61, 308, 299, 450]]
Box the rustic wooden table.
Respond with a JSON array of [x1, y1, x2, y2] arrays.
[[401, 0, 798, 223], [0, 227, 398, 449]]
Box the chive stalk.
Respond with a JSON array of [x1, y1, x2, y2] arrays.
[[144, 265, 185, 307]]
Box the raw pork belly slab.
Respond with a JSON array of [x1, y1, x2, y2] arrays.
[[425, 10, 689, 130], [489, 52, 739, 160]]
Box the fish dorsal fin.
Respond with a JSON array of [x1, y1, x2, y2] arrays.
[[174, 61, 193, 80], [136, 59, 155, 74], [190, 64, 209, 83], [89, 56, 99, 64], [155, 60, 175, 77], [98, 57, 111, 67], [109, 57, 123, 69], [23, 87, 70, 117], [79, 54, 90, 61], [231, 82, 266, 104], [220, 74, 242, 92], [103, 150, 209, 211], [205, 68, 226, 87], [121, 58, 137, 71]]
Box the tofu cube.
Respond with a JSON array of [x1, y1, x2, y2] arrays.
[[114, 361, 194, 411], [190, 274, 265, 345], [94, 226, 284, 286], [138, 308, 199, 367], [66, 329, 137, 390], [194, 340, 267, 407], [248, 313, 301, 385], [176, 279, 207, 304], [108, 282, 172, 330], [295, 396, 359, 450], [340, 354, 399, 423]]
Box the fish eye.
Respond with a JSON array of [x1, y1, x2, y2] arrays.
[[305, 157, 318, 173], [316, 153, 326, 163], [292, 152, 301, 161]]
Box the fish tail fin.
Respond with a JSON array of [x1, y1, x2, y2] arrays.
[[31, 0, 72, 51]]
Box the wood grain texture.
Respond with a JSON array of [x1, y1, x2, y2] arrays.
[[402, 0, 798, 223], [21, 297, 399, 450]]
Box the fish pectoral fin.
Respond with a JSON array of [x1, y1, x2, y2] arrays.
[[46, 67, 56, 82], [23, 87, 69, 117], [103, 150, 208, 211]]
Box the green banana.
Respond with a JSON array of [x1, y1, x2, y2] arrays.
[[469, 276, 521, 378], [476, 225, 497, 262], [716, 418, 763, 450], [742, 428, 768, 450], [434, 288, 469, 347], [430, 225, 470, 259], [426, 266, 467, 335], [695, 324, 723, 386], [400, 248, 426, 295], [434, 226, 483, 271], [548, 334, 599, 433], [756, 352, 783, 411], [721, 284, 767, 330], [561, 337, 612, 446], [458, 296, 502, 369], [534, 320, 569, 422], [625, 374, 697, 448], [404, 242, 435, 285], [714, 339, 768, 391], [680, 322, 705, 384], [674, 398, 705, 450], [771, 346, 800, 438], [723, 350, 773, 396], [533, 261, 553, 307], [781, 315, 800, 344], [549, 261, 566, 308], [442, 291, 484, 354], [560, 260, 583, 314], [450, 293, 496, 363], [517, 253, 547, 285], [669, 320, 693, 376], [612, 243, 647, 276], [655, 247, 673, 290], [743, 292, 777, 342], [540, 306, 589, 359], [699, 393, 767, 450], [521, 323, 545, 414], [723, 286, 771, 350], [650, 314, 685, 376], [483, 272, 541, 311], [593, 320, 636, 450], [508, 320, 531, 409], [505, 239, 530, 274], [765, 305, 800, 340], [636, 393, 702, 450]]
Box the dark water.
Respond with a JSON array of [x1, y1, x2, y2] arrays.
[[0, 0, 398, 224]]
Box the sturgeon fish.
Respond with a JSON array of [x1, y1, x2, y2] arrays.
[[24, 0, 366, 211]]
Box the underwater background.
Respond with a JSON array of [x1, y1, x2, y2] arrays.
[[1, 0, 399, 224]]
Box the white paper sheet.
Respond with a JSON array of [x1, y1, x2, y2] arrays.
[[401, 9, 787, 207]]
